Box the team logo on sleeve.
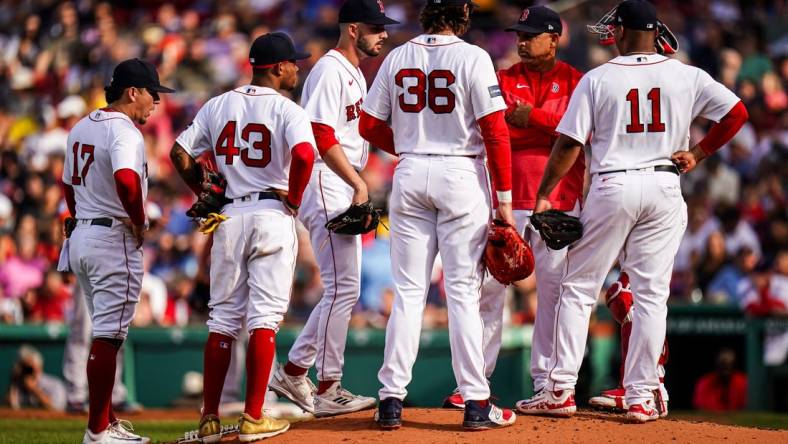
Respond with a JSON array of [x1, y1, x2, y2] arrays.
[[488, 85, 502, 98], [551, 82, 560, 93]]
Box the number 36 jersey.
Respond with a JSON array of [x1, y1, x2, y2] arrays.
[[557, 54, 740, 174], [63, 109, 148, 220], [363, 34, 506, 156], [176, 85, 317, 199]]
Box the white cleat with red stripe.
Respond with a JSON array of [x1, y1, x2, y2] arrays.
[[515, 389, 576, 417]]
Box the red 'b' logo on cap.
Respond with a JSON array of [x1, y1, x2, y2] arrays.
[[378, 0, 385, 12], [520, 9, 529, 21]]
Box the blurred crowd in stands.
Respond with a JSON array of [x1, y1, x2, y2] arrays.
[[0, 0, 784, 330]]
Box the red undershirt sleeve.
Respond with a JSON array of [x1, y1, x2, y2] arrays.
[[287, 142, 316, 208], [310, 122, 340, 155], [359, 111, 396, 156], [478, 110, 512, 192], [62, 183, 76, 217], [113, 168, 145, 226], [698, 101, 749, 156]]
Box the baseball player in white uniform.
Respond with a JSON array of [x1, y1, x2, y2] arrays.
[[516, 0, 748, 423], [170, 33, 316, 442], [269, 0, 399, 418], [61, 58, 174, 444], [359, 0, 517, 431]]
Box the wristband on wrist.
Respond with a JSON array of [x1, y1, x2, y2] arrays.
[[496, 190, 512, 203]]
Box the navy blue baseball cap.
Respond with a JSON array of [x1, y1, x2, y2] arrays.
[[108, 58, 175, 93], [249, 32, 310, 68], [506, 6, 563, 35], [339, 0, 400, 25], [615, 0, 658, 31]]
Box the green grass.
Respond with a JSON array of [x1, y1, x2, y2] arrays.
[[0, 419, 197, 444]]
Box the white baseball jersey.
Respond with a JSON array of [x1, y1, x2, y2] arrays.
[[301, 49, 369, 169], [176, 85, 316, 199], [63, 109, 148, 220], [558, 54, 740, 174], [363, 34, 506, 156]]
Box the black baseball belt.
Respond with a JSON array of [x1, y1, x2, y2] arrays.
[[598, 165, 680, 176]]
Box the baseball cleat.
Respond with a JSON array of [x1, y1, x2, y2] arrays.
[[589, 387, 627, 412], [83, 419, 150, 444], [268, 363, 316, 413], [515, 389, 576, 417], [626, 400, 660, 423], [462, 400, 516, 430], [442, 388, 464, 409], [313, 382, 376, 417], [238, 412, 289, 442], [375, 398, 403, 430], [176, 414, 239, 443]]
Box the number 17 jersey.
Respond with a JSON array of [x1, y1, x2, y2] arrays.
[[176, 85, 317, 199], [363, 34, 506, 156]]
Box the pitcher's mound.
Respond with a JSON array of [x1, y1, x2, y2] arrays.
[[259, 408, 786, 444]]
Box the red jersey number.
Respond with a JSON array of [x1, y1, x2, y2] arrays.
[[395, 68, 456, 114], [70, 142, 95, 186], [215, 121, 272, 168], [625, 88, 666, 133]]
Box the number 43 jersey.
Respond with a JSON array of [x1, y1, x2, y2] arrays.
[[177, 85, 317, 199], [363, 34, 506, 157], [557, 54, 740, 174], [63, 109, 148, 220]]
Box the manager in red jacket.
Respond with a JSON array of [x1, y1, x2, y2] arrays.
[[443, 6, 586, 409]]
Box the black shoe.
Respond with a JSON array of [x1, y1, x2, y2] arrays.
[[374, 398, 402, 430], [462, 400, 516, 430]]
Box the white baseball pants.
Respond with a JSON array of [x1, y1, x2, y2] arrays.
[[546, 169, 687, 406], [69, 220, 143, 340], [378, 154, 491, 402], [288, 167, 362, 381], [479, 204, 578, 390], [207, 198, 297, 338]]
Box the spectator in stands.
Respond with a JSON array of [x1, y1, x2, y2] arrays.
[[719, 205, 762, 260], [696, 232, 729, 296], [706, 246, 759, 305], [7, 344, 66, 411], [693, 348, 748, 412]]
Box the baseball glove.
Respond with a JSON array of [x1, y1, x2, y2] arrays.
[[484, 219, 535, 285], [530, 210, 583, 250], [186, 166, 230, 219], [324, 201, 380, 235]]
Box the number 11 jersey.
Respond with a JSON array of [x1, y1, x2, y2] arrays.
[[557, 54, 740, 174], [176, 85, 317, 199], [363, 34, 506, 157]]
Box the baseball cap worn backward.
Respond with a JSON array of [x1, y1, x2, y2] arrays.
[[249, 32, 311, 68], [505, 5, 563, 35], [615, 0, 658, 31], [339, 0, 400, 25], [109, 58, 175, 93]]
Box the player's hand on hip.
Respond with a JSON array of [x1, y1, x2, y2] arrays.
[[132, 224, 146, 249], [533, 197, 552, 214], [505, 101, 533, 128], [496, 202, 516, 227], [671, 146, 705, 173]]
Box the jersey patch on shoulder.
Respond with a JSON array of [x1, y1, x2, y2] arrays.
[[488, 85, 502, 98]]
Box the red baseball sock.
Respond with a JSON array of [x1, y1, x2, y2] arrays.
[[317, 380, 337, 395], [87, 339, 119, 434], [284, 361, 308, 377], [203, 332, 234, 416], [245, 328, 276, 420]]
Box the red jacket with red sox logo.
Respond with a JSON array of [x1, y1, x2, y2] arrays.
[[497, 60, 585, 211]]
